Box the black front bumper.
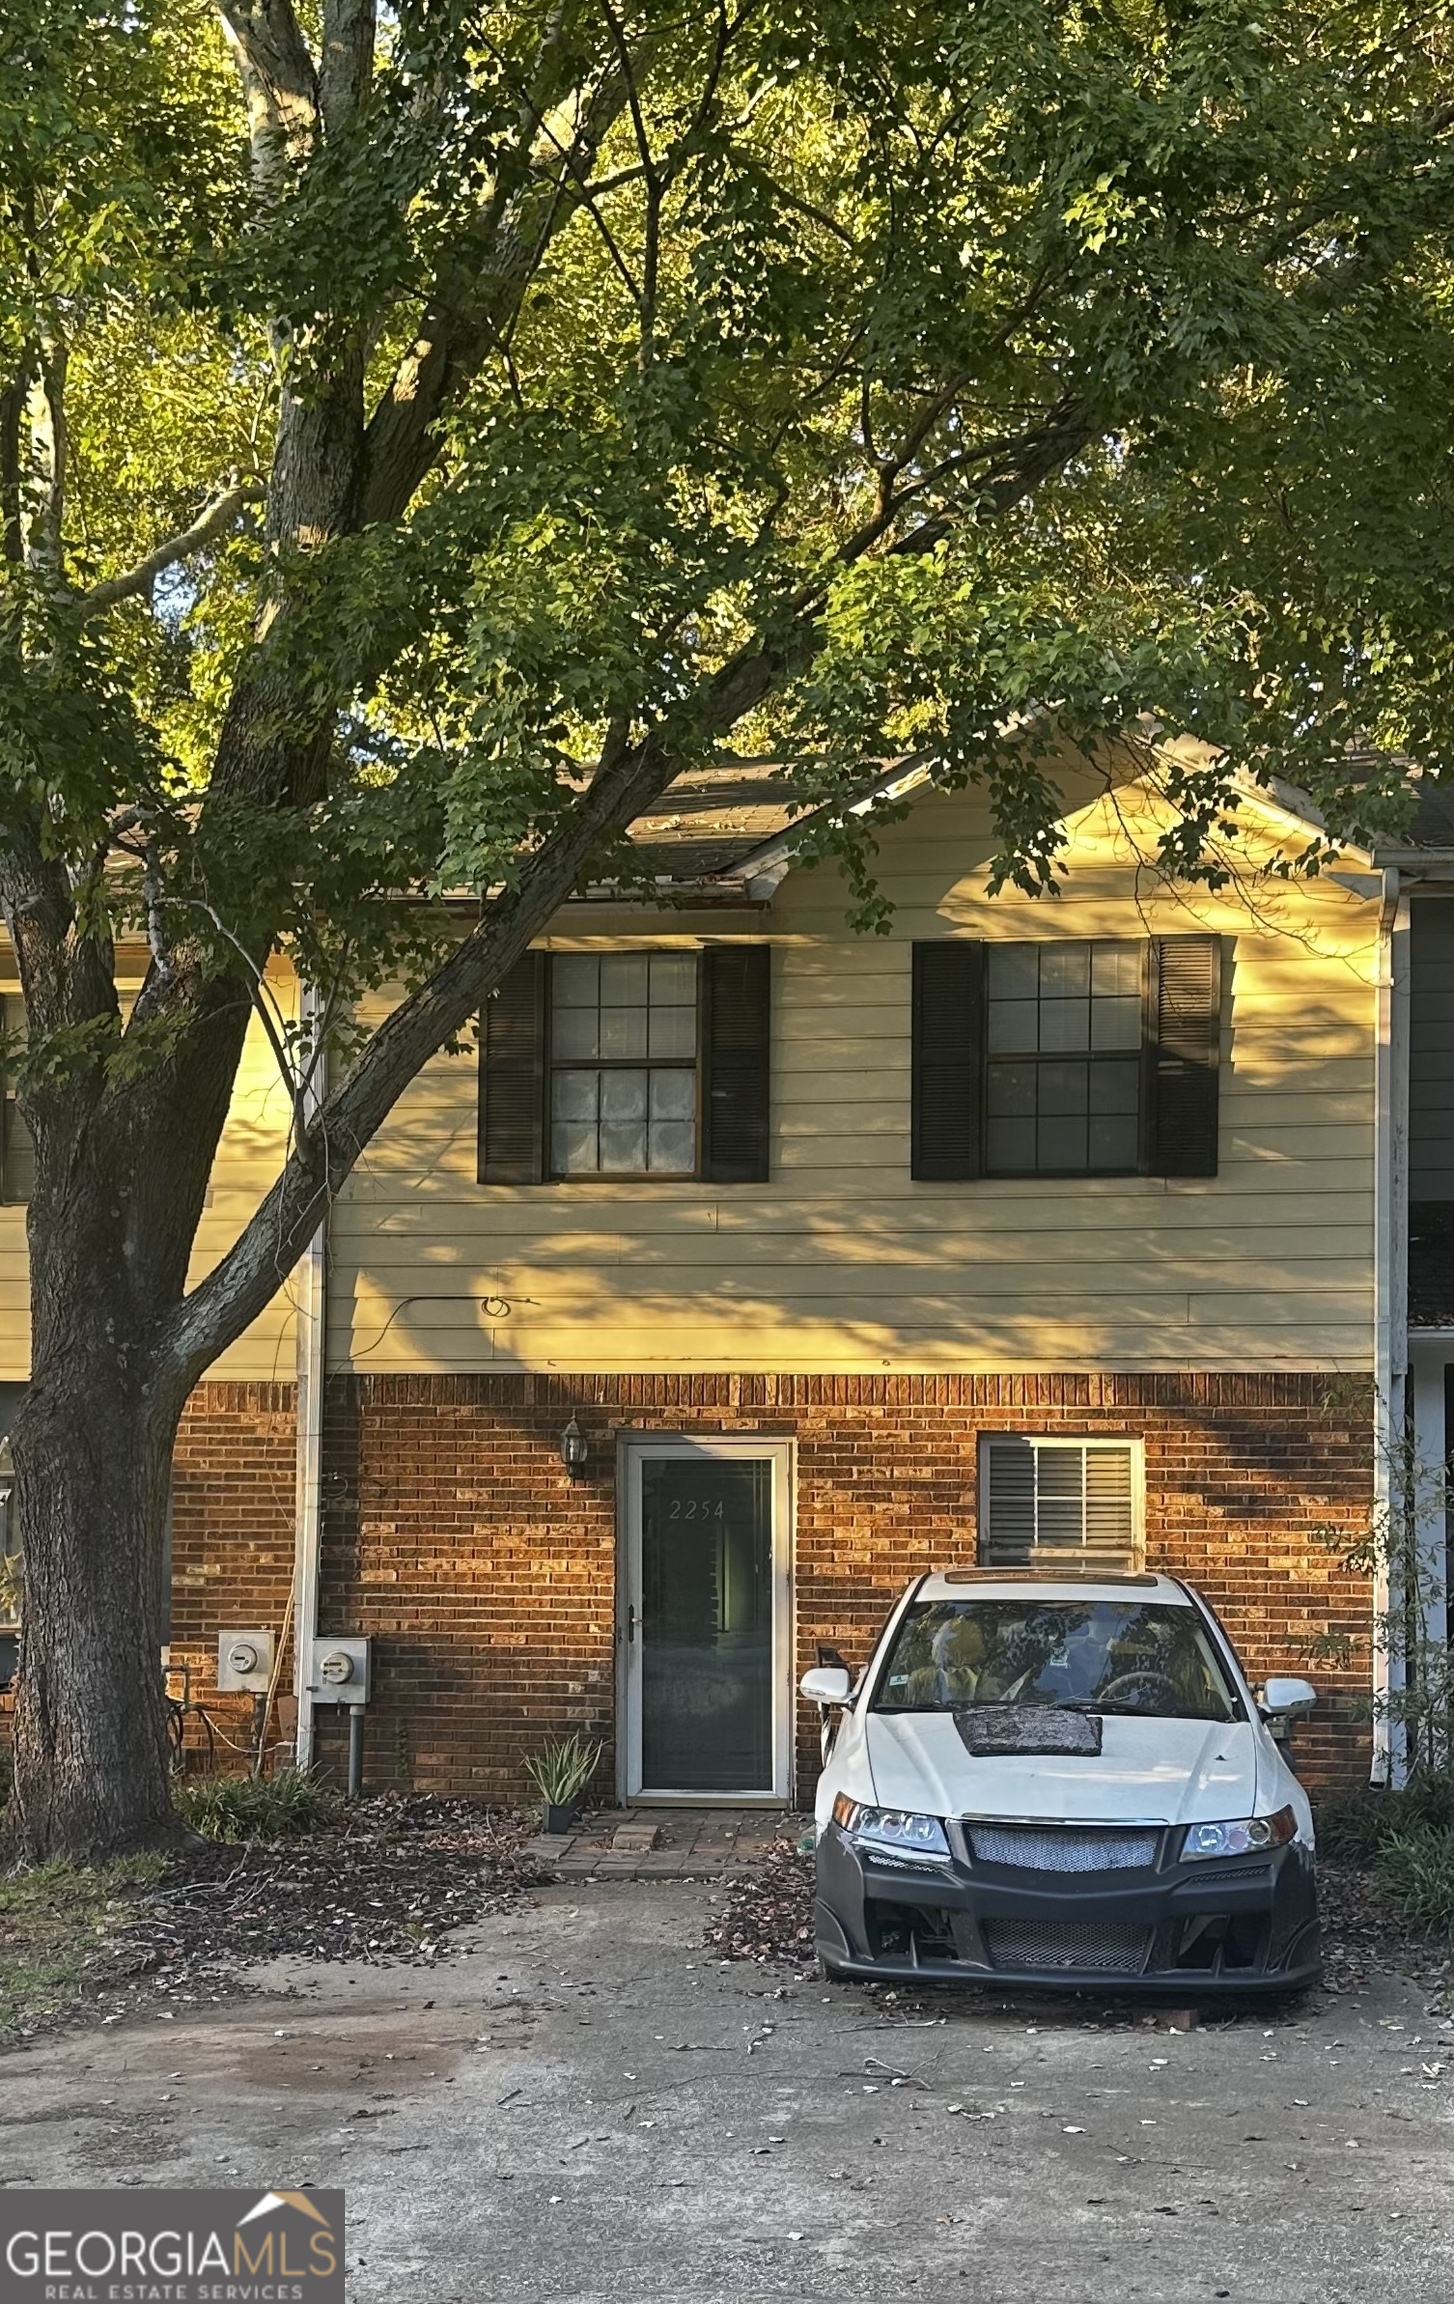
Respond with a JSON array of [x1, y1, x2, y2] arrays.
[[816, 1821, 1320, 1994]]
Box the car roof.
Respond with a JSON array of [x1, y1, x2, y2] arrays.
[[914, 1569, 1194, 1606]]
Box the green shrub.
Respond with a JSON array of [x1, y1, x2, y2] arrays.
[[175, 1767, 340, 1844], [1315, 1775, 1454, 1866], [1374, 1820, 1454, 1936], [1315, 1788, 1402, 1865]]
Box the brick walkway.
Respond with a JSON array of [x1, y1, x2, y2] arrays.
[[522, 1807, 812, 1880]]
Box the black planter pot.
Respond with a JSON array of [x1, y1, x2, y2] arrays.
[[542, 1802, 581, 1835]]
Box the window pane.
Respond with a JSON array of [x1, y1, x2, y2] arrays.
[[551, 1007, 599, 1060], [1040, 998, 1091, 1052], [1088, 1114, 1139, 1169], [1037, 1452, 1086, 1551], [601, 1069, 648, 1121], [552, 1070, 599, 1121], [1090, 995, 1142, 1051], [986, 945, 1039, 999], [552, 1122, 598, 1173], [598, 1004, 647, 1058], [649, 1003, 696, 1058], [648, 1119, 695, 1171], [986, 1061, 1035, 1117], [600, 1122, 648, 1171], [1088, 1058, 1140, 1114], [1038, 1060, 1088, 1116], [552, 954, 599, 1007], [600, 954, 649, 1007], [986, 1118, 1037, 1171], [1091, 943, 1141, 997], [649, 1068, 695, 1120], [1038, 1115, 1087, 1169], [649, 954, 697, 1005], [1040, 944, 1089, 998], [988, 1000, 1039, 1053]]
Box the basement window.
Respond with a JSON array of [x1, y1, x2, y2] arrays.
[[979, 1436, 1141, 1572]]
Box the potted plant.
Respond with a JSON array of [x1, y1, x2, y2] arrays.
[[524, 1731, 601, 1833]]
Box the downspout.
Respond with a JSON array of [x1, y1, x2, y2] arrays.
[[1371, 870, 1411, 1785], [292, 980, 327, 1771]]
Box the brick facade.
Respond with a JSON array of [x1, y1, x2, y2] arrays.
[[168, 1382, 296, 1769], [162, 1369, 1374, 1800]]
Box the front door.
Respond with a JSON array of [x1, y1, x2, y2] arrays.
[[620, 1438, 792, 1800]]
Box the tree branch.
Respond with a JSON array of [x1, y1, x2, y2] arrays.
[[22, 330, 67, 591], [217, 0, 319, 194], [72, 485, 263, 620], [358, 48, 645, 527], [318, 0, 374, 135]]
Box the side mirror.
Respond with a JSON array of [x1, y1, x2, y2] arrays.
[[1260, 1675, 1316, 1717], [800, 1665, 852, 1707]]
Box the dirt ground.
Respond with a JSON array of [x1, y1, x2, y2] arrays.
[[1, 1876, 1451, 2304]]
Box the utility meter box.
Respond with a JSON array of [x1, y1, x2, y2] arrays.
[[217, 1628, 275, 1694], [308, 1635, 371, 1705]]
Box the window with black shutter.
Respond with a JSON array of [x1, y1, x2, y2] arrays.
[[911, 935, 1221, 1180], [478, 946, 770, 1183]]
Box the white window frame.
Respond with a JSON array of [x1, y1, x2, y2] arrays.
[[977, 1434, 1145, 1572]]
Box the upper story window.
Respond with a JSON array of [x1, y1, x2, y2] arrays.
[[550, 954, 699, 1177], [985, 941, 1144, 1176], [479, 946, 771, 1185], [912, 934, 1222, 1183]]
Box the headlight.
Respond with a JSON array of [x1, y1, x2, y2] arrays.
[[832, 1793, 952, 1865], [1181, 1805, 1298, 1861]]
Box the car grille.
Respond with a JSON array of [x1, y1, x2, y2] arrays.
[[985, 1920, 1153, 1975], [966, 1822, 1159, 1873]]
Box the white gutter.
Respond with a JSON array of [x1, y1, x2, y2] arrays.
[[1371, 870, 1411, 1785], [292, 981, 328, 1771]]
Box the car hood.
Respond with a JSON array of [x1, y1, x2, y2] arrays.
[[865, 1710, 1260, 1826]]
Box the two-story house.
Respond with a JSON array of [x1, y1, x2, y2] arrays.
[[2, 745, 1450, 1801]]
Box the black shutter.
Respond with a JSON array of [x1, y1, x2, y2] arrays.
[[912, 941, 984, 1179], [1150, 935, 1222, 1177], [701, 945, 771, 1182], [478, 951, 546, 1183]]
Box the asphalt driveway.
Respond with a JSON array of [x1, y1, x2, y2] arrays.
[[1, 1878, 1450, 2304]]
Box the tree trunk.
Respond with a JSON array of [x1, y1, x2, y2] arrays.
[[6, 1358, 181, 1860]]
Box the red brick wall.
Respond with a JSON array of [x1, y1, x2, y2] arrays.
[[168, 1381, 297, 1770], [301, 1371, 1375, 1801]]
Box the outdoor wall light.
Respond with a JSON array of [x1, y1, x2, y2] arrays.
[[560, 1417, 589, 1480]]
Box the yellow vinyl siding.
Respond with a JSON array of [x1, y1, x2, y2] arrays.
[[0, 962, 296, 1383], [328, 774, 1380, 1375]]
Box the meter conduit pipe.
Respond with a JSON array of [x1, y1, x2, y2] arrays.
[[293, 980, 327, 1774]]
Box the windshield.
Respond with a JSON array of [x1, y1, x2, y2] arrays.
[[874, 1599, 1240, 1723]]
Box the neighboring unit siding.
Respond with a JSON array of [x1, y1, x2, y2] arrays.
[[330, 778, 1380, 1375], [0, 959, 297, 1383], [1410, 894, 1454, 1200]]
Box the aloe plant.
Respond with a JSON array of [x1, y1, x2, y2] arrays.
[[522, 1733, 601, 1811]]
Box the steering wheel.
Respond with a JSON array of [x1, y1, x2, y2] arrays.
[[1097, 1668, 1182, 1712]]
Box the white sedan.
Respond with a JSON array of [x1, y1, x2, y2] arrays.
[[801, 1571, 1320, 1994]]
